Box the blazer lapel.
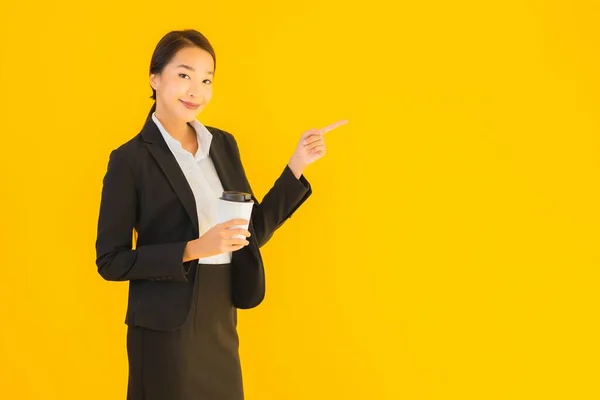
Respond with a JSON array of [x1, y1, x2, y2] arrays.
[[140, 114, 199, 236], [208, 131, 236, 192]]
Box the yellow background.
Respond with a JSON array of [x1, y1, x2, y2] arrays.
[[1, 1, 599, 399]]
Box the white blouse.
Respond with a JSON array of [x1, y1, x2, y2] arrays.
[[151, 112, 232, 264]]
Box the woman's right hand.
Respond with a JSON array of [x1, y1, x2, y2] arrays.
[[184, 219, 251, 261]]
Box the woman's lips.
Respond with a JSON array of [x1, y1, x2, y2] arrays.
[[180, 100, 201, 110]]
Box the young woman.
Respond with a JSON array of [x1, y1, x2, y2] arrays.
[[95, 29, 346, 400]]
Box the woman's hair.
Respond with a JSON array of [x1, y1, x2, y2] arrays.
[[147, 29, 216, 116]]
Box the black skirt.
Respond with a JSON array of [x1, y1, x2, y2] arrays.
[[126, 263, 244, 400]]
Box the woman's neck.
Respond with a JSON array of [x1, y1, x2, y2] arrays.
[[154, 109, 193, 143]]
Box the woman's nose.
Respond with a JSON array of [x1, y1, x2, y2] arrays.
[[190, 88, 205, 102]]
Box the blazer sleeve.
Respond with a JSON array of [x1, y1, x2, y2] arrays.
[[229, 134, 313, 248], [95, 149, 189, 282]]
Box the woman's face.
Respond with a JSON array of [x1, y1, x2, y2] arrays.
[[150, 46, 214, 122]]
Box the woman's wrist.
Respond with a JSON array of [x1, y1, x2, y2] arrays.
[[183, 238, 203, 262], [288, 156, 307, 179]]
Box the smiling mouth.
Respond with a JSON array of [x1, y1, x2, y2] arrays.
[[180, 100, 201, 109]]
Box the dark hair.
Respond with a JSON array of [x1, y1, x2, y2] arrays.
[[147, 29, 216, 116]]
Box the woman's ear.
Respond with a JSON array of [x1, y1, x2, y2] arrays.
[[149, 73, 159, 91]]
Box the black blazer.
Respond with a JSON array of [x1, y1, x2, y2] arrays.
[[95, 112, 312, 331]]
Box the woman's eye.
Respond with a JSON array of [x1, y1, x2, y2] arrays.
[[179, 73, 190, 79], [203, 79, 212, 85]]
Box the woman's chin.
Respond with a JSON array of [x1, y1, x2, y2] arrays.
[[175, 106, 201, 121]]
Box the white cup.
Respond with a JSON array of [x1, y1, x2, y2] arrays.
[[217, 191, 254, 239]]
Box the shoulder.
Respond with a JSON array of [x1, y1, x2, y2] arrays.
[[110, 133, 145, 157], [104, 134, 147, 180]]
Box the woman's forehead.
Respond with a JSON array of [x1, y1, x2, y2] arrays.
[[170, 47, 214, 73]]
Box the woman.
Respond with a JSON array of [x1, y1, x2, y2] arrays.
[[95, 29, 346, 400]]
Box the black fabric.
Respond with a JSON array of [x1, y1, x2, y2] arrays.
[[126, 263, 244, 400], [95, 111, 312, 330]]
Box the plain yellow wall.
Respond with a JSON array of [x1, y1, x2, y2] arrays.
[[1, 1, 599, 399]]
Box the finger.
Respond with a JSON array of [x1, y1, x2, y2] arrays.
[[318, 119, 348, 135], [304, 135, 324, 146], [225, 242, 245, 252], [301, 129, 319, 140], [222, 219, 249, 227], [310, 145, 326, 154], [307, 141, 325, 151], [225, 238, 250, 247], [225, 228, 251, 238]]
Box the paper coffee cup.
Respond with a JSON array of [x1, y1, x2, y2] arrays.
[[217, 191, 254, 239]]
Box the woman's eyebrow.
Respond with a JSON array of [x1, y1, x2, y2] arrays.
[[176, 64, 195, 71], [176, 64, 213, 75]]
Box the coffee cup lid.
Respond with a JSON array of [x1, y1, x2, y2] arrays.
[[220, 191, 253, 202]]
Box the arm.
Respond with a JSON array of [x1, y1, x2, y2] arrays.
[[95, 149, 191, 282], [230, 136, 312, 248]]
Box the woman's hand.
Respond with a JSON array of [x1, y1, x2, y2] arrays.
[[288, 120, 348, 178], [184, 219, 251, 261]]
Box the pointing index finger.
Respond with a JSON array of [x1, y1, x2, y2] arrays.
[[318, 119, 348, 135]]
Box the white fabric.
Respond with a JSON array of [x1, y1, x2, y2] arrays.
[[152, 112, 232, 264]]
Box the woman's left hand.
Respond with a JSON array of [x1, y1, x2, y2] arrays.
[[288, 120, 348, 178]]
